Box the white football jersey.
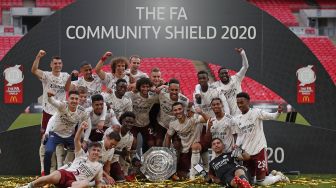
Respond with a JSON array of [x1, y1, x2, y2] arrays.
[[211, 75, 243, 116], [99, 140, 115, 163], [71, 75, 103, 96], [102, 92, 132, 119], [125, 69, 148, 80], [126, 91, 159, 127], [86, 103, 119, 129], [79, 98, 91, 109], [41, 71, 70, 115], [211, 50, 249, 116], [158, 89, 189, 129], [167, 114, 203, 153], [235, 108, 279, 155], [45, 97, 91, 141], [103, 73, 130, 90], [210, 114, 238, 153], [104, 127, 134, 163], [66, 149, 103, 181], [194, 85, 230, 116]]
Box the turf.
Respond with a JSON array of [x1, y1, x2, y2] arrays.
[[2, 174, 336, 188], [7, 113, 41, 131]]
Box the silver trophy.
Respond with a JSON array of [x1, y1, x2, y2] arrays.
[[140, 147, 177, 181]]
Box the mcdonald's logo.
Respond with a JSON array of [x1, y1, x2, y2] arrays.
[[9, 95, 18, 103], [302, 96, 310, 102]]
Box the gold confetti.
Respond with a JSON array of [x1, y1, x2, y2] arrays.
[[1, 175, 336, 188]]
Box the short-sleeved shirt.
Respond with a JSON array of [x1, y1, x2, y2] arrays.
[[158, 89, 189, 129], [103, 73, 130, 90], [66, 149, 103, 181], [194, 85, 227, 117], [167, 114, 203, 153], [99, 140, 115, 163], [212, 74, 243, 115], [71, 75, 103, 96], [41, 71, 70, 115], [104, 127, 134, 163], [125, 69, 148, 80], [126, 91, 159, 127], [102, 92, 132, 119], [210, 114, 238, 153]]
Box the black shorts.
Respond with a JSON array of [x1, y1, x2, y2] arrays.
[[221, 165, 248, 186]]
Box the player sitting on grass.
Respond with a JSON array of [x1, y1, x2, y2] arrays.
[[209, 138, 252, 188], [20, 122, 104, 188]]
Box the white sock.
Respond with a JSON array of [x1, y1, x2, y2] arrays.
[[251, 176, 256, 184], [39, 144, 45, 172], [257, 175, 282, 186], [201, 152, 209, 172], [190, 150, 201, 178], [56, 145, 65, 169]]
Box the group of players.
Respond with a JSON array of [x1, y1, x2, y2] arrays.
[[20, 48, 290, 188]]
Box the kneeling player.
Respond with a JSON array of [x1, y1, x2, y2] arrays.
[[20, 122, 103, 188], [164, 102, 208, 179], [209, 138, 252, 188], [104, 111, 136, 182]]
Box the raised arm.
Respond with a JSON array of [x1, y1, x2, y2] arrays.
[[31, 50, 46, 79], [47, 90, 65, 110], [65, 70, 78, 92], [195, 107, 209, 123], [95, 51, 112, 80], [235, 48, 249, 79], [218, 92, 230, 115], [83, 117, 92, 142], [74, 121, 89, 153], [258, 104, 282, 120]]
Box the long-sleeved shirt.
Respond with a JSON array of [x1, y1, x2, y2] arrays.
[[45, 96, 91, 141], [235, 108, 280, 155]]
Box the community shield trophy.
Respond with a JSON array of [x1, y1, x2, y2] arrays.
[[140, 147, 177, 181]]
